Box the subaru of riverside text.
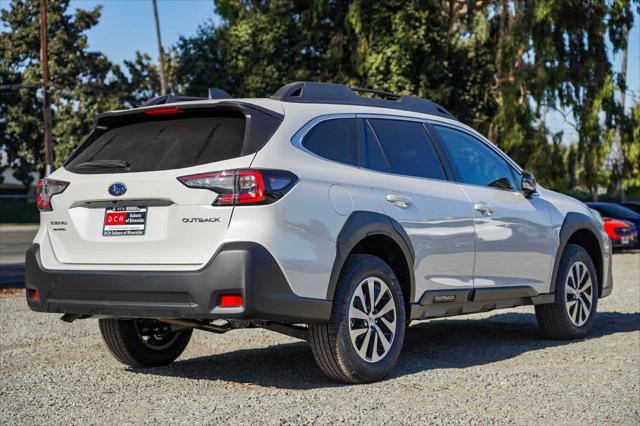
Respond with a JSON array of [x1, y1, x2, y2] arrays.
[[27, 82, 612, 383]]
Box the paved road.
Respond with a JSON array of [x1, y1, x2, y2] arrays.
[[0, 253, 638, 425], [0, 225, 38, 287]]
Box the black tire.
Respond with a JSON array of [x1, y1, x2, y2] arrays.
[[535, 244, 599, 339], [309, 254, 406, 383], [99, 318, 192, 367]]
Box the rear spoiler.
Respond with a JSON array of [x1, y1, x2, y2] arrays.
[[139, 88, 232, 107]]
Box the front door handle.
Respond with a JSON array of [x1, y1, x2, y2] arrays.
[[474, 202, 494, 216], [386, 193, 412, 209]]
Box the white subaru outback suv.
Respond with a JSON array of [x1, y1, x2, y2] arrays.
[[27, 82, 612, 383]]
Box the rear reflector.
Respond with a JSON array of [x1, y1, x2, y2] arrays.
[[28, 289, 39, 302], [144, 107, 183, 115], [219, 294, 243, 307]]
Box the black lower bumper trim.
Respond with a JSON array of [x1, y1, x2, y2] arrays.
[[25, 243, 331, 322]]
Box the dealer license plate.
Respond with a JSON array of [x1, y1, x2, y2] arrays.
[[103, 206, 147, 236]]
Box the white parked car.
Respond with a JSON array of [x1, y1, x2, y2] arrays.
[[27, 82, 612, 383]]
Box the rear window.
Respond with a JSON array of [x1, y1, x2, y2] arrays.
[[66, 109, 259, 174]]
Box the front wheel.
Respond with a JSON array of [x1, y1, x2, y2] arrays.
[[99, 318, 192, 367], [535, 244, 599, 339], [309, 254, 406, 383]]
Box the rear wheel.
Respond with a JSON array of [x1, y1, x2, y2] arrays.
[[309, 254, 406, 383], [535, 244, 598, 339], [99, 318, 192, 367]]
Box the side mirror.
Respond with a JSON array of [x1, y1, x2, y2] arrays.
[[521, 171, 537, 197]]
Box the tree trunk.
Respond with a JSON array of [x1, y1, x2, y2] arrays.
[[616, 28, 629, 201]]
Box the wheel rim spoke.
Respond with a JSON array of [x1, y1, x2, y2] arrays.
[[370, 329, 380, 362], [349, 276, 397, 363], [571, 301, 579, 323], [350, 326, 368, 341], [357, 329, 372, 359], [366, 278, 376, 313], [379, 315, 396, 333], [349, 306, 368, 321], [353, 285, 366, 312], [377, 327, 392, 352], [376, 299, 394, 318]]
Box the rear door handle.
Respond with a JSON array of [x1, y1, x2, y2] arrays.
[[386, 194, 412, 209], [474, 202, 494, 216]]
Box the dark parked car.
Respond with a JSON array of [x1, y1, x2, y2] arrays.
[[618, 201, 640, 215], [587, 202, 640, 240]]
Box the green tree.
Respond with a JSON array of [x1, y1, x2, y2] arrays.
[[172, 0, 636, 196], [0, 0, 134, 186]]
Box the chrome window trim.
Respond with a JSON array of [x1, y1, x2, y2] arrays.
[[290, 112, 523, 190]]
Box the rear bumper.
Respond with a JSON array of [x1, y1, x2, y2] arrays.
[[610, 234, 637, 249], [25, 243, 331, 322]]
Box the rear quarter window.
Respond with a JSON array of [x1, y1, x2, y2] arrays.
[[302, 118, 359, 167]]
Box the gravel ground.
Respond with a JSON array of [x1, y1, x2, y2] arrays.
[[1, 253, 638, 425]]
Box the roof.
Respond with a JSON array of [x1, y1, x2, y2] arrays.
[[135, 82, 457, 121]]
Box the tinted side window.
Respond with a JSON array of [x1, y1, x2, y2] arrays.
[[433, 125, 516, 191], [302, 118, 358, 166], [368, 119, 446, 180], [363, 121, 390, 173]]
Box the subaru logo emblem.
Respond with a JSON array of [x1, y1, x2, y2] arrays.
[[108, 182, 127, 197]]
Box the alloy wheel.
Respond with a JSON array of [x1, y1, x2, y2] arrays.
[[133, 319, 181, 351], [564, 261, 594, 327], [348, 277, 397, 363]]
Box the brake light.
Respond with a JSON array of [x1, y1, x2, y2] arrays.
[[144, 107, 183, 115], [36, 179, 69, 211], [178, 169, 297, 206]]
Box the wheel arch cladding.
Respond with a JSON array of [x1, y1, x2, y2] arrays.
[[326, 211, 415, 306], [552, 212, 606, 297]]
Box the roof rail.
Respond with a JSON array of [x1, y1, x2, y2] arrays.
[[271, 82, 456, 120]]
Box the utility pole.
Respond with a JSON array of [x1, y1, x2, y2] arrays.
[[152, 0, 168, 95], [40, 0, 53, 176]]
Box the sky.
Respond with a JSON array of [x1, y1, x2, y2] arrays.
[[68, 0, 220, 65], [2, 0, 639, 145]]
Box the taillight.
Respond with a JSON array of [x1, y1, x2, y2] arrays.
[[36, 179, 69, 211], [178, 169, 297, 206]]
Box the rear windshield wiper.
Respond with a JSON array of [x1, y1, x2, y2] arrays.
[[72, 160, 130, 170]]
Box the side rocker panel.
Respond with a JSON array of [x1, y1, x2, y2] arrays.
[[325, 211, 416, 303]]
